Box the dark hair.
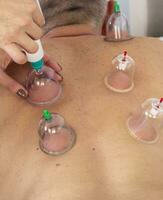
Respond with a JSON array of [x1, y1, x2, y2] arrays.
[[40, 0, 106, 33]]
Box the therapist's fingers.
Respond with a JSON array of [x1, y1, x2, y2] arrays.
[[43, 54, 63, 81], [32, 2, 45, 27], [26, 21, 43, 40], [0, 49, 12, 70], [3, 43, 27, 64], [15, 31, 39, 53], [0, 69, 28, 98], [0, 0, 44, 64], [43, 54, 62, 72]]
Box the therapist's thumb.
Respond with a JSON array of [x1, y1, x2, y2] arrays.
[[0, 69, 28, 98]]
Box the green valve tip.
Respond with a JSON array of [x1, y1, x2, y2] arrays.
[[31, 59, 44, 72], [43, 110, 52, 121], [114, 1, 120, 13]]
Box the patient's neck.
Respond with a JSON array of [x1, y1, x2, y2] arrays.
[[43, 23, 101, 39]]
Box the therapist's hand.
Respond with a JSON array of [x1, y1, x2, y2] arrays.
[[0, 0, 45, 64], [0, 49, 63, 98]]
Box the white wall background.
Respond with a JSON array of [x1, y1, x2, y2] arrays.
[[129, 0, 148, 36], [116, 0, 163, 36]]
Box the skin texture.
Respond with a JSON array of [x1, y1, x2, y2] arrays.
[[0, 34, 163, 200], [43, 24, 100, 39]]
